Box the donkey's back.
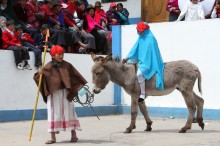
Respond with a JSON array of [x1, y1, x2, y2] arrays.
[[145, 60, 202, 96]]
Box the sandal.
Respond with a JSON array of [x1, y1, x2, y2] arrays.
[[45, 140, 56, 144], [70, 137, 78, 142]]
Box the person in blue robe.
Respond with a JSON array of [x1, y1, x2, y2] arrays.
[[122, 21, 164, 102]]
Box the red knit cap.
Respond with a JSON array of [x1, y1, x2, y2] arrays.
[[136, 21, 150, 33], [50, 45, 64, 56]]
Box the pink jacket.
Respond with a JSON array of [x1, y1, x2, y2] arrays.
[[85, 14, 103, 33]]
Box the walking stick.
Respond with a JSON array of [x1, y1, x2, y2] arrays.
[[29, 29, 50, 141]]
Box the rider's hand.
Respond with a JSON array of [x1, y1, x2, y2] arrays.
[[122, 58, 128, 64]]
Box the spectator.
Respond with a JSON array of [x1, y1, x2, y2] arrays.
[[33, 45, 86, 144], [166, 0, 181, 21], [84, 4, 108, 54], [34, 24, 53, 52], [67, 0, 78, 15], [106, 2, 121, 28], [0, 16, 7, 32], [94, 1, 108, 29], [2, 20, 32, 70], [62, 2, 96, 53], [177, 0, 205, 21], [0, 0, 27, 28], [116, 3, 130, 25], [15, 24, 42, 69], [13, 0, 28, 24], [211, 0, 220, 18], [0, 16, 7, 48], [41, 0, 54, 22], [25, 0, 45, 28], [51, 1, 87, 52]]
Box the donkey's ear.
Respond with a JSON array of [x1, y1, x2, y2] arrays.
[[91, 52, 96, 62], [102, 53, 112, 66], [105, 53, 113, 61]]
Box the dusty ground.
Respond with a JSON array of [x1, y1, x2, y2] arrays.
[[0, 115, 220, 146]]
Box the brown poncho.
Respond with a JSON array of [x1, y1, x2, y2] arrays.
[[33, 60, 87, 103]]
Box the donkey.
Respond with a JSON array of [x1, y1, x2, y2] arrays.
[[91, 53, 205, 133]]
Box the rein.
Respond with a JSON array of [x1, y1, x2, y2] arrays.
[[73, 85, 100, 120]]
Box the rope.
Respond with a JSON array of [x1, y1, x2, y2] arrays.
[[73, 85, 100, 120], [73, 85, 94, 107]]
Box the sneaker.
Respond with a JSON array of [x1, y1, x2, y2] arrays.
[[17, 63, 24, 70], [23, 64, 32, 70]]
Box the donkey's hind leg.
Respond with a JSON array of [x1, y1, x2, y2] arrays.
[[124, 96, 138, 133], [179, 91, 196, 133], [139, 102, 153, 131], [193, 92, 205, 130]]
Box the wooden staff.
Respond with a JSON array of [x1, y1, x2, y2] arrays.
[[29, 29, 50, 141]]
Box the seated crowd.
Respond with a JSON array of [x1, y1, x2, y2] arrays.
[[0, 0, 130, 70]]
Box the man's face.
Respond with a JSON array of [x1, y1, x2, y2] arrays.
[[117, 5, 123, 12], [20, 0, 27, 6], [52, 53, 64, 62], [89, 9, 95, 17], [41, 29, 47, 35], [110, 6, 116, 11], [16, 28, 23, 36], [8, 24, 15, 31], [191, 0, 198, 4]]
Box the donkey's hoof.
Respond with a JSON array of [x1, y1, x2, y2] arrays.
[[124, 128, 132, 133], [178, 128, 186, 133], [144, 127, 152, 131], [199, 123, 205, 130]]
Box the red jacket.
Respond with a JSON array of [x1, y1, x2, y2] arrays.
[[22, 33, 35, 44], [2, 30, 21, 49], [166, 0, 179, 14], [67, 0, 77, 15]]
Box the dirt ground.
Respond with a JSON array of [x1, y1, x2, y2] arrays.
[[0, 115, 220, 146]]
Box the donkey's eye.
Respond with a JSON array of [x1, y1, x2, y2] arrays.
[[96, 72, 100, 75]]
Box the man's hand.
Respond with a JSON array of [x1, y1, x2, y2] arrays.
[[122, 58, 128, 64]]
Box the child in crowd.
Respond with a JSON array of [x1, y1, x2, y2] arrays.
[[211, 0, 220, 18], [15, 24, 42, 69], [34, 24, 53, 52], [34, 45, 87, 144], [2, 20, 32, 70], [177, 0, 205, 21]]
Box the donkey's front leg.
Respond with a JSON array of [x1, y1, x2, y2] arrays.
[[139, 102, 153, 131], [124, 96, 138, 133]]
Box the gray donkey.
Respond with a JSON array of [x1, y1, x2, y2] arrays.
[[91, 53, 205, 133]]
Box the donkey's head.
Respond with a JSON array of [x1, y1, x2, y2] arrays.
[[91, 53, 113, 94]]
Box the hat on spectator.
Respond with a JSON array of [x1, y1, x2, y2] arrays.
[[50, 45, 64, 56], [14, 24, 23, 30], [86, 4, 95, 12], [6, 20, 14, 27], [95, 1, 103, 7], [136, 21, 150, 33], [45, 0, 54, 3], [61, 3, 68, 9], [53, 1, 62, 7], [0, 16, 7, 22], [110, 2, 116, 8], [40, 24, 49, 31]]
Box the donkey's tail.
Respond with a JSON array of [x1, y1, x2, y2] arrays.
[[198, 69, 202, 95]]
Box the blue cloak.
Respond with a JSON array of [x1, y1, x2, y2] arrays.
[[126, 28, 164, 90]]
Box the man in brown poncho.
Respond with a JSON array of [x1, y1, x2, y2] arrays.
[[34, 45, 87, 144]]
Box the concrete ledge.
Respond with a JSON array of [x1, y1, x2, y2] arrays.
[[120, 106, 220, 120], [1, 106, 220, 122], [0, 106, 119, 122]]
